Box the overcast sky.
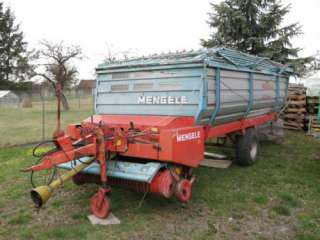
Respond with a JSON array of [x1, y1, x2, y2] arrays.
[[3, 0, 320, 79]]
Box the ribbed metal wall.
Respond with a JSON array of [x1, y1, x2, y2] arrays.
[[95, 64, 289, 126], [96, 65, 203, 116], [95, 48, 291, 126]]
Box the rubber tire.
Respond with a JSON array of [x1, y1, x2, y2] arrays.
[[235, 128, 259, 166], [72, 173, 86, 186], [90, 193, 111, 219], [175, 179, 192, 203]]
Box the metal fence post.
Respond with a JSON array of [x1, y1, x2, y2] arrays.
[[40, 87, 45, 141], [77, 90, 80, 109]]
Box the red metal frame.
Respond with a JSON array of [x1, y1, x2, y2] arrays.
[[24, 112, 277, 172], [204, 112, 277, 139], [25, 111, 278, 219]]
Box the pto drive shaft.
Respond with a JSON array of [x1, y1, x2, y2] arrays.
[[30, 157, 94, 208]]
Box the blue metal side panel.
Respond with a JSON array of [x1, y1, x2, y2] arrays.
[[285, 77, 289, 100], [58, 158, 164, 183], [274, 74, 280, 111], [195, 61, 208, 124], [95, 48, 292, 123], [209, 68, 221, 124], [245, 72, 254, 116], [95, 65, 204, 117]]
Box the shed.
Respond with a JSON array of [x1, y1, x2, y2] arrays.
[[0, 90, 19, 108], [305, 77, 320, 96], [77, 79, 96, 96]]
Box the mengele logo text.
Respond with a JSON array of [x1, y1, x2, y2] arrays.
[[176, 131, 201, 142], [138, 96, 188, 105]]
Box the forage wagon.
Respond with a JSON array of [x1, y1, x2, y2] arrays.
[[24, 47, 291, 218]]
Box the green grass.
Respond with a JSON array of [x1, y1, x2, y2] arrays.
[[0, 97, 93, 147], [272, 205, 291, 216], [254, 195, 269, 205], [7, 210, 32, 225], [0, 131, 320, 239]]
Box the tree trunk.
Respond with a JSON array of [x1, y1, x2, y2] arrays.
[[61, 93, 70, 111]]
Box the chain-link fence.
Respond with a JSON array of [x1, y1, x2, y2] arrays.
[[0, 89, 94, 148]]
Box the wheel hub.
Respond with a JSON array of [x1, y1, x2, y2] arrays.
[[250, 142, 258, 159]]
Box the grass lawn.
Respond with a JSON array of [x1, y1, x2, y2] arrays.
[[0, 97, 93, 147], [0, 131, 319, 240]]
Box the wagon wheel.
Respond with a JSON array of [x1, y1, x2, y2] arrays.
[[175, 179, 192, 203], [90, 188, 111, 218], [235, 128, 259, 166]]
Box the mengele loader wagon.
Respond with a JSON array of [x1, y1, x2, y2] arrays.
[[23, 48, 291, 218]]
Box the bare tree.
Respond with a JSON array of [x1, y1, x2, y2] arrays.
[[104, 42, 118, 64], [34, 40, 83, 110], [103, 42, 136, 63]]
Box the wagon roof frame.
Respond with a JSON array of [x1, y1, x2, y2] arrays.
[[96, 47, 293, 76]]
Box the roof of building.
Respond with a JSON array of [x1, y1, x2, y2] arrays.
[[305, 78, 320, 87], [0, 90, 13, 98], [97, 47, 293, 76], [305, 78, 320, 96], [78, 79, 96, 89]]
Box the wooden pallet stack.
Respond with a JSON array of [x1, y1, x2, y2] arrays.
[[306, 96, 320, 133], [282, 85, 307, 130]]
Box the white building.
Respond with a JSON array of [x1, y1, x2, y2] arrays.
[[304, 73, 320, 96], [0, 90, 19, 108]]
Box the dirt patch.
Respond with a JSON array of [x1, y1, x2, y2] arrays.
[[210, 209, 296, 240]]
